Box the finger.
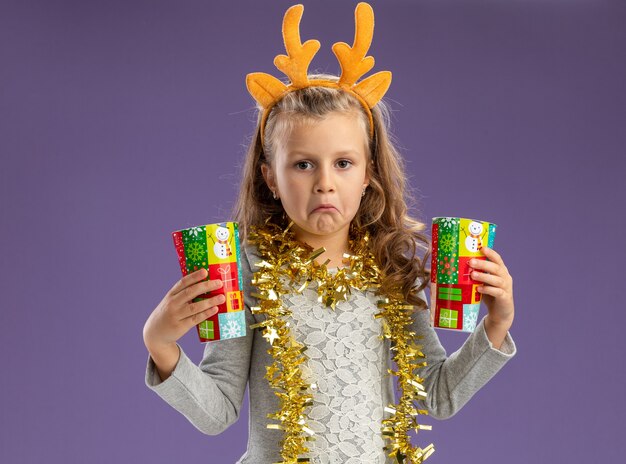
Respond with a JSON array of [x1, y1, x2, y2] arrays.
[[185, 305, 220, 327], [169, 268, 208, 297], [471, 270, 505, 288], [189, 293, 226, 317], [480, 246, 505, 266], [479, 247, 510, 275], [173, 278, 224, 307], [469, 258, 502, 276], [181, 294, 225, 321], [476, 284, 507, 299]]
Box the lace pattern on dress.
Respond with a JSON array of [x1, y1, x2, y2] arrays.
[[285, 281, 387, 464]]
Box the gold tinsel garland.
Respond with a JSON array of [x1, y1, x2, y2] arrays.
[[247, 221, 435, 464]]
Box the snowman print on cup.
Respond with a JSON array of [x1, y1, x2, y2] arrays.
[[461, 221, 489, 281], [463, 221, 487, 253], [210, 224, 233, 259]]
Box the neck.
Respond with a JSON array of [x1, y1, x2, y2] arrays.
[[293, 227, 351, 269]]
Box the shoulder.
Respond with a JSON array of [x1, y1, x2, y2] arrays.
[[240, 241, 262, 279]]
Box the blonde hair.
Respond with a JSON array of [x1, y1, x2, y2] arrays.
[[233, 73, 430, 307]]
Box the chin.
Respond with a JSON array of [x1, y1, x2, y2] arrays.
[[294, 221, 336, 237]]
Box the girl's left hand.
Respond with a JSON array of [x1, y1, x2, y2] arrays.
[[469, 246, 515, 330]]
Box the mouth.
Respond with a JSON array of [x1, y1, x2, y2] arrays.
[[311, 204, 338, 213]]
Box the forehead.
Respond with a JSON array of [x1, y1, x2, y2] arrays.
[[278, 112, 369, 157]]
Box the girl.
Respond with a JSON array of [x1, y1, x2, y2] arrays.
[[143, 3, 516, 463]]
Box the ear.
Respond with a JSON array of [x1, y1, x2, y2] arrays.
[[261, 163, 277, 192], [363, 163, 371, 188]]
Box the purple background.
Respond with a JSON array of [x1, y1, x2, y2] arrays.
[[1, 0, 624, 462]]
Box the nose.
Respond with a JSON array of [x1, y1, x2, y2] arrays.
[[314, 164, 335, 193]]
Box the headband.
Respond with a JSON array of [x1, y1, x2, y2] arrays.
[[246, 2, 392, 145]]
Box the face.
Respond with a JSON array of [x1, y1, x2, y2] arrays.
[[469, 222, 483, 235], [215, 227, 229, 240], [262, 111, 370, 249]]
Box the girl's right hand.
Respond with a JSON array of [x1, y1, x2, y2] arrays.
[[143, 268, 225, 351]]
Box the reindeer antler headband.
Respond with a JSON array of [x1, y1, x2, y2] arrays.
[[246, 2, 392, 144]]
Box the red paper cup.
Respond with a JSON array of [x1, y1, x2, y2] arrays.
[[172, 222, 245, 342], [430, 217, 497, 332]]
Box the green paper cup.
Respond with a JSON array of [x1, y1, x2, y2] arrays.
[[172, 222, 245, 343], [430, 217, 497, 332]]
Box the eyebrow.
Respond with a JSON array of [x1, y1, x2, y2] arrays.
[[286, 150, 362, 158]]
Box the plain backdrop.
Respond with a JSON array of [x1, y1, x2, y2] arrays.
[[1, 0, 624, 462]]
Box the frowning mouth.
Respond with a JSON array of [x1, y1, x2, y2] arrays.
[[311, 204, 338, 213]]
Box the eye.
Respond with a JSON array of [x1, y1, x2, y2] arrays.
[[336, 159, 353, 169], [295, 161, 313, 170]]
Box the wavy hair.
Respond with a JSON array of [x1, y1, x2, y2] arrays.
[[233, 74, 431, 307]]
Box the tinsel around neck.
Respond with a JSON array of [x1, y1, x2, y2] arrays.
[[247, 220, 435, 463], [248, 220, 381, 308]]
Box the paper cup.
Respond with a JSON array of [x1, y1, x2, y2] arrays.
[[172, 222, 245, 343], [430, 217, 497, 332]]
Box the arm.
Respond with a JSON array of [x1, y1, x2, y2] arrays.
[[146, 341, 181, 382], [144, 309, 254, 435], [412, 294, 516, 420], [470, 245, 515, 350], [144, 249, 256, 435]]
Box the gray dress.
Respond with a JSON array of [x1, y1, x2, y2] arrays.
[[145, 244, 516, 463]]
